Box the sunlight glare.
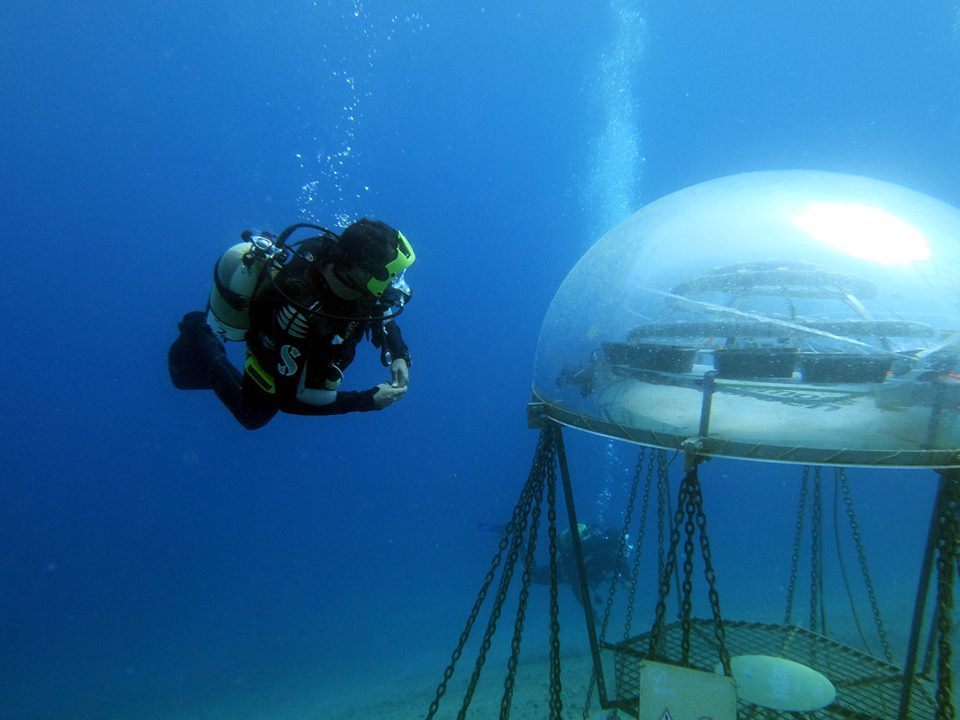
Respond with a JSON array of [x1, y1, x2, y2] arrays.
[[793, 201, 930, 265]]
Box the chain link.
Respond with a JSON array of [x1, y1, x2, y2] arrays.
[[690, 472, 731, 675], [809, 467, 824, 636], [500, 457, 546, 718], [624, 450, 654, 640], [459, 466, 536, 718], [783, 466, 809, 627], [596, 447, 646, 643], [647, 465, 729, 672], [546, 430, 563, 720], [838, 468, 893, 663], [648, 471, 690, 659], [680, 481, 697, 665], [583, 447, 652, 720], [658, 451, 669, 586], [580, 674, 596, 720], [425, 428, 553, 720], [934, 476, 959, 720]]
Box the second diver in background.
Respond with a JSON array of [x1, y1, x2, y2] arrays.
[[478, 521, 628, 610]]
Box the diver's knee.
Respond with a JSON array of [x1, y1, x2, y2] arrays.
[[237, 415, 272, 431]]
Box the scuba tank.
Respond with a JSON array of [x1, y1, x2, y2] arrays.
[[206, 231, 284, 341]]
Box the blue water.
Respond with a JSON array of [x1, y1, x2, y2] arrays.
[[2, 1, 958, 718]]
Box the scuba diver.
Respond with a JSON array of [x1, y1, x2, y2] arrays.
[[168, 219, 416, 430], [478, 522, 627, 609], [532, 523, 628, 609]]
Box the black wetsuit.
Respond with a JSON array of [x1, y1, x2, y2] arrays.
[[174, 235, 410, 430]]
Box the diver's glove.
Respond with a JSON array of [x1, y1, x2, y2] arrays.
[[390, 358, 409, 388], [373, 383, 407, 409]]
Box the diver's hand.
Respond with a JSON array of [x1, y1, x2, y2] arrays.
[[390, 358, 409, 388], [373, 382, 407, 408]]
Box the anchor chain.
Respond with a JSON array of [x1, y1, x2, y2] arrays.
[[547, 442, 563, 720], [583, 447, 651, 720], [934, 476, 959, 720], [648, 468, 691, 660], [500, 454, 546, 718], [623, 450, 655, 640], [458, 468, 536, 719], [658, 453, 669, 588], [680, 483, 697, 665], [648, 466, 729, 673], [810, 467, 825, 636], [425, 427, 557, 720], [691, 474, 731, 676], [837, 468, 893, 663], [783, 465, 810, 627]]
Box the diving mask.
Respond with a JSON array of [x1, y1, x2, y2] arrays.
[[365, 230, 416, 297]]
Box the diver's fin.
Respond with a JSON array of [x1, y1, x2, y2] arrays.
[[168, 311, 226, 390], [477, 522, 508, 537]]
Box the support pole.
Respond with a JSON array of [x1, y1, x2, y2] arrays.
[[697, 370, 718, 440], [554, 424, 613, 708], [684, 371, 717, 472]]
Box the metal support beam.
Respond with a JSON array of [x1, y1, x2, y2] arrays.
[[554, 424, 615, 709]]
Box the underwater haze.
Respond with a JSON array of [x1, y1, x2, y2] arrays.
[[2, 1, 960, 718]]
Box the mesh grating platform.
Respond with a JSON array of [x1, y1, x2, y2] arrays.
[[607, 619, 937, 719]]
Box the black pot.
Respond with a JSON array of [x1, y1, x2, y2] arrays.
[[714, 347, 799, 379], [603, 342, 696, 373], [800, 353, 892, 383]]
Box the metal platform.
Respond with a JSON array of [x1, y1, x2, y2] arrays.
[[530, 395, 960, 468], [608, 619, 938, 719]]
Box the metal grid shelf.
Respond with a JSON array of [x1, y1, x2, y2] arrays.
[[608, 619, 937, 719]]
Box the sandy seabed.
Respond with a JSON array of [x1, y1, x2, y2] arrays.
[[170, 648, 605, 720]]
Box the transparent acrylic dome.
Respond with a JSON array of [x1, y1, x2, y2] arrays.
[[533, 170, 960, 467]]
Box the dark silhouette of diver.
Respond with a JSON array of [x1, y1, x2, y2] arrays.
[[479, 522, 627, 609], [534, 523, 627, 609]]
